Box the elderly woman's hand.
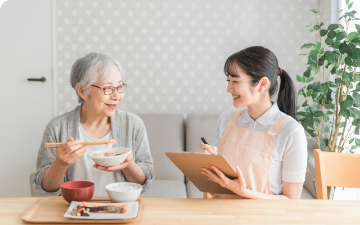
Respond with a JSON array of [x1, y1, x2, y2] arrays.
[[93, 154, 133, 172], [54, 137, 88, 167], [106, 139, 117, 148]]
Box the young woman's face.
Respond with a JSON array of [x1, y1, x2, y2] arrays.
[[85, 65, 124, 117], [227, 64, 260, 108]]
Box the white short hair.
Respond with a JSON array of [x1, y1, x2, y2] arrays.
[[70, 52, 124, 103]]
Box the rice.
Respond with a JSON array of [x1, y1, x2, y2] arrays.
[[108, 184, 140, 192]]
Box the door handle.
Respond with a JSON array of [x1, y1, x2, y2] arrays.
[[28, 77, 46, 82]]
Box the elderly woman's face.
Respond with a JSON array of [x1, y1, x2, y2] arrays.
[[84, 65, 124, 117]]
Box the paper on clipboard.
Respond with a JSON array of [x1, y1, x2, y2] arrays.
[[165, 152, 238, 195]]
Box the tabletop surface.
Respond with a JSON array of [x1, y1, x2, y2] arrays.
[[1, 197, 360, 225]]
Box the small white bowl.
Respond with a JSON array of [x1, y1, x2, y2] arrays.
[[106, 182, 143, 202], [87, 147, 132, 167]]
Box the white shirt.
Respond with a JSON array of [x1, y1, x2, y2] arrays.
[[214, 103, 308, 195], [73, 124, 116, 196]]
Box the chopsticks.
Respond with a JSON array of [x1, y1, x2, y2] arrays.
[[44, 141, 110, 149]]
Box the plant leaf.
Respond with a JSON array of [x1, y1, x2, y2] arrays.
[[324, 103, 335, 109], [341, 108, 350, 118], [345, 56, 353, 66], [349, 108, 360, 119], [339, 43, 347, 54], [335, 78, 347, 86], [349, 138, 355, 144], [352, 92, 360, 105], [355, 24, 360, 31], [303, 68, 311, 77], [338, 121, 346, 128], [350, 37, 360, 43], [311, 9, 318, 14], [325, 38, 333, 45], [347, 43, 357, 58], [300, 43, 314, 49], [313, 25, 320, 30], [325, 81, 337, 88], [320, 29, 328, 37], [348, 1, 353, 9], [336, 31, 347, 41], [348, 31, 359, 41], [355, 138, 360, 146], [327, 30, 337, 39], [313, 111, 324, 117], [296, 111, 307, 121], [296, 75, 302, 82], [341, 96, 354, 109], [328, 24, 340, 30], [324, 51, 335, 62]]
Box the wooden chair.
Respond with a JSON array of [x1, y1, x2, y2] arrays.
[[203, 192, 212, 199], [314, 149, 360, 199]]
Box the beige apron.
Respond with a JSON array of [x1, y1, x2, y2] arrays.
[[212, 109, 294, 199]]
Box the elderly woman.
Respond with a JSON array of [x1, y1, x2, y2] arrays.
[[33, 52, 154, 196]]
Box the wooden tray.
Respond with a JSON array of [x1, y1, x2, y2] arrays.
[[22, 196, 142, 224]]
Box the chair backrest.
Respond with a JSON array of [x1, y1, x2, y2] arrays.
[[30, 172, 42, 197], [314, 149, 360, 199]]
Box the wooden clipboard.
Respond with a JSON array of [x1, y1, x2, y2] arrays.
[[165, 152, 238, 195]]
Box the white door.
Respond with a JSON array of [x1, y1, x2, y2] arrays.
[[0, 0, 52, 197]]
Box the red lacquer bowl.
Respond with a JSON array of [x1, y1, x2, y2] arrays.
[[60, 181, 95, 203]]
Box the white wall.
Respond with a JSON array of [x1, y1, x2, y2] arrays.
[[55, 0, 319, 116]]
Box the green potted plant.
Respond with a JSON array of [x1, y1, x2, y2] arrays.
[[296, 0, 360, 199]]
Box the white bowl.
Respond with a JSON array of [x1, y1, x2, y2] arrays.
[[87, 147, 132, 167], [106, 182, 143, 203]]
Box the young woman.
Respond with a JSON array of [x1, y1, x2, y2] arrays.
[[199, 46, 307, 199]]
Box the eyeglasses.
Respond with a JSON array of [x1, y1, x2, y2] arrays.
[[91, 83, 127, 95]]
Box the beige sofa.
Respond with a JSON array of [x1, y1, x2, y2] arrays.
[[30, 113, 317, 199]]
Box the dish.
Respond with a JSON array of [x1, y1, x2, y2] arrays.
[[87, 147, 132, 167], [106, 182, 143, 202], [64, 201, 138, 220], [60, 181, 94, 203]]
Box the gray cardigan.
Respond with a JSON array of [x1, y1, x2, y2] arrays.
[[33, 105, 154, 196]]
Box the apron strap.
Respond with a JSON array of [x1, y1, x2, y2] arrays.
[[219, 110, 243, 154], [227, 109, 243, 126], [266, 115, 294, 135]]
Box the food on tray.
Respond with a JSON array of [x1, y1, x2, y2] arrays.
[[71, 202, 128, 217], [91, 151, 125, 158], [71, 205, 90, 217], [107, 184, 141, 191]]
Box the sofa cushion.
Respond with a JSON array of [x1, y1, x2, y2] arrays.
[[186, 180, 203, 198], [138, 114, 185, 181], [301, 186, 315, 199], [143, 180, 187, 198], [185, 114, 220, 195], [304, 139, 317, 199], [185, 114, 220, 153]]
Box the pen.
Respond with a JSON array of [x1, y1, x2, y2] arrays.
[[200, 135, 209, 145], [200, 135, 215, 155]]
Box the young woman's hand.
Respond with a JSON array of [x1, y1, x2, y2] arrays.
[[55, 137, 88, 167], [201, 166, 248, 196], [197, 143, 217, 155], [93, 154, 133, 172]]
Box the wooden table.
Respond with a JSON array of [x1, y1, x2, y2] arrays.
[[1, 197, 360, 224]]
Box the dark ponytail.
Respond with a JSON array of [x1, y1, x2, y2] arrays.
[[277, 69, 296, 119], [224, 46, 297, 119]]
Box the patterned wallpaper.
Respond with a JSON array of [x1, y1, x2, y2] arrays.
[[55, 0, 319, 115]]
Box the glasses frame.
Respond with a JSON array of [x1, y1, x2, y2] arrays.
[[91, 83, 127, 95]]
